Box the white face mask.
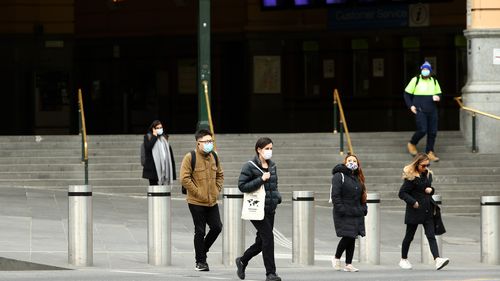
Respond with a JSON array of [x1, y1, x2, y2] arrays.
[[346, 162, 358, 171], [262, 150, 272, 160], [156, 128, 164, 136]]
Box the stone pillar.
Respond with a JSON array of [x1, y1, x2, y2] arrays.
[[461, 0, 500, 153]]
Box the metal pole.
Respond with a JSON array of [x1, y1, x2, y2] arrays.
[[333, 92, 338, 134], [292, 191, 315, 265], [421, 195, 443, 264], [68, 185, 93, 266], [481, 196, 500, 265], [339, 120, 344, 155], [359, 192, 380, 264], [148, 185, 172, 266], [472, 113, 477, 152], [223, 187, 245, 265]]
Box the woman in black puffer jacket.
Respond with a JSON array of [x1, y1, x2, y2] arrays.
[[331, 154, 367, 272], [236, 137, 282, 281], [398, 153, 449, 271]]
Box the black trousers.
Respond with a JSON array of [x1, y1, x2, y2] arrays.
[[410, 110, 438, 153], [148, 179, 158, 185], [402, 219, 440, 259], [240, 212, 276, 276], [188, 203, 223, 263], [335, 237, 355, 264]]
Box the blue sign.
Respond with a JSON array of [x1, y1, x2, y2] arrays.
[[328, 4, 408, 29]]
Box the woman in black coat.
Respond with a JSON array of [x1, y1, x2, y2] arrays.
[[398, 153, 449, 270], [236, 137, 282, 281], [142, 120, 176, 186], [331, 154, 367, 272]]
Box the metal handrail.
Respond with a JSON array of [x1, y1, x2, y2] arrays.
[[77, 89, 89, 184], [454, 97, 500, 120], [454, 96, 500, 153], [332, 89, 354, 155], [202, 80, 216, 150]]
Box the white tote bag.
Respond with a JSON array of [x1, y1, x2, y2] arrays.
[[241, 161, 266, 220]]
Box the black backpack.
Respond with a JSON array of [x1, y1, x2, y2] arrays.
[[182, 150, 219, 194]]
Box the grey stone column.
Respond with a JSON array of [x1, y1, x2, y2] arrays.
[[462, 29, 500, 153]]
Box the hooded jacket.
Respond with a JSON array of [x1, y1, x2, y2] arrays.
[[330, 164, 366, 238], [399, 170, 435, 224]]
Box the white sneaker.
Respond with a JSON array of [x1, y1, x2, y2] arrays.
[[399, 259, 412, 269], [331, 257, 341, 271], [435, 257, 449, 270], [343, 264, 359, 272]]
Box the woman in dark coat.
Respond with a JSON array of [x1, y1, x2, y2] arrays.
[[142, 120, 176, 186], [330, 154, 367, 272], [235, 137, 282, 281], [398, 153, 449, 270]]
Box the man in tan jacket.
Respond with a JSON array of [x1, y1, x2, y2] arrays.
[[180, 129, 224, 271]]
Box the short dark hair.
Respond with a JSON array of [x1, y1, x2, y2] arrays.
[[195, 129, 213, 141], [255, 137, 273, 154]]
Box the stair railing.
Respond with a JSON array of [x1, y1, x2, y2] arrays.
[[332, 89, 354, 155], [77, 89, 89, 184], [202, 80, 217, 150], [454, 96, 500, 153]]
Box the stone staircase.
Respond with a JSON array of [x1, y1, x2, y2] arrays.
[[0, 132, 499, 216]]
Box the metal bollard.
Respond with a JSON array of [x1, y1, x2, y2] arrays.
[[148, 185, 171, 266], [481, 196, 500, 265], [68, 185, 93, 266], [359, 192, 380, 264], [292, 191, 315, 265], [223, 187, 245, 265], [421, 194, 443, 264]]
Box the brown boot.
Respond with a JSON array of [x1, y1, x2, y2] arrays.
[[427, 151, 440, 162], [407, 143, 417, 156]]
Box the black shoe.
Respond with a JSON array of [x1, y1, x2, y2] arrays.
[[266, 273, 282, 281], [235, 257, 246, 279], [195, 262, 209, 271]]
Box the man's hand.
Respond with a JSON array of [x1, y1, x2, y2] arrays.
[[432, 95, 440, 102], [413, 201, 419, 209], [410, 106, 417, 114]]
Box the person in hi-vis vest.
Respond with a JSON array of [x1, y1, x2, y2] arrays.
[[404, 61, 442, 162]]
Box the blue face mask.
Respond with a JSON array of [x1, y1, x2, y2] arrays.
[[421, 69, 430, 77], [203, 142, 214, 153]]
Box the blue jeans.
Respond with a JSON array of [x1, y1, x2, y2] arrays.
[[410, 110, 438, 153]]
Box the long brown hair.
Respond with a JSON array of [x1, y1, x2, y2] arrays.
[[402, 152, 432, 180], [344, 154, 367, 204]]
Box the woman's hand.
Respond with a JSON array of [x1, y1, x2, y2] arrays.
[[261, 172, 270, 181], [413, 201, 419, 209], [425, 187, 433, 194]]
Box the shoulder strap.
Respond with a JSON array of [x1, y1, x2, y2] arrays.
[[412, 75, 420, 94], [210, 151, 219, 167], [341, 173, 344, 184], [248, 160, 264, 175], [190, 151, 196, 172]]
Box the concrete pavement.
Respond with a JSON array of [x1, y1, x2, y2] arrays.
[[0, 184, 499, 281]]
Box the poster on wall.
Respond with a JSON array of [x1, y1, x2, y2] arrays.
[[323, 59, 335, 78], [253, 56, 281, 94], [372, 58, 384, 77]]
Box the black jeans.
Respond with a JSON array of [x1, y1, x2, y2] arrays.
[[188, 203, 223, 263], [335, 237, 355, 264], [148, 179, 158, 185], [410, 110, 438, 153], [240, 212, 276, 276], [402, 219, 440, 259]]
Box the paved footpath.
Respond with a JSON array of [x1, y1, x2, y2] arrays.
[[0, 186, 499, 281]]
